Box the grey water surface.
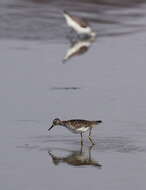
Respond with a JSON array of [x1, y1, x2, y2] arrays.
[[0, 0, 146, 190]]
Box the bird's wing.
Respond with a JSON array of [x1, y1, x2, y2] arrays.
[[70, 15, 88, 28]]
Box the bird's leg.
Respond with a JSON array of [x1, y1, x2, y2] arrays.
[[80, 132, 83, 145], [70, 28, 74, 35], [80, 142, 83, 154], [88, 145, 94, 161], [66, 29, 74, 41], [88, 128, 95, 145], [69, 28, 79, 41]]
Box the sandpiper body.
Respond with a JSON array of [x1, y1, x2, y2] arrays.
[[48, 118, 102, 145], [63, 11, 96, 37]]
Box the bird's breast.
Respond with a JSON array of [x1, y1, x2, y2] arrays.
[[64, 125, 89, 134]]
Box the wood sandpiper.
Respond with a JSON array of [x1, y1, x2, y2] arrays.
[[63, 10, 96, 37], [48, 118, 102, 145]]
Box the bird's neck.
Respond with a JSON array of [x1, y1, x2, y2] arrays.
[[59, 120, 66, 126]]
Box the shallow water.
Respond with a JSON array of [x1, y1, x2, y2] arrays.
[[0, 0, 146, 190]]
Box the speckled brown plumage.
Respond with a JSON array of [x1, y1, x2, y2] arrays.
[[62, 119, 101, 128], [48, 118, 102, 145], [64, 10, 88, 28]]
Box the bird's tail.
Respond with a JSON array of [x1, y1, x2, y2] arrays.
[[96, 120, 102, 124], [93, 162, 102, 168], [63, 10, 69, 15], [63, 10, 72, 19]]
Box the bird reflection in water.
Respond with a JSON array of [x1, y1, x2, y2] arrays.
[[63, 35, 96, 63], [48, 145, 102, 168]]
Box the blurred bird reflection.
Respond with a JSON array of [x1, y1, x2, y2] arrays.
[[63, 35, 96, 63], [48, 145, 102, 168]]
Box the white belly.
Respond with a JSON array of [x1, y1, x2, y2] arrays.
[[64, 14, 91, 34], [65, 126, 89, 134], [76, 127, 89, 132]]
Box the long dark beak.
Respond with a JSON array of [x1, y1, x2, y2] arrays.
[[48, 125, 54, 131]]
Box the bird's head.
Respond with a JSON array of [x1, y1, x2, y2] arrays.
[[48, 118, 61, 131]]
